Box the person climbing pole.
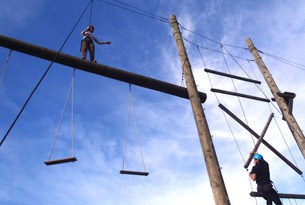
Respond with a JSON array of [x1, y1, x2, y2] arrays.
[[81, 25, 111, 62], [250, 153, 282, 205]]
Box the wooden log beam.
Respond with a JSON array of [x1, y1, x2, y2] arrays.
[[211, 88, 270, 102], [250, 191, 305, 199], [0, 34, 206, 103], [204, 68, 261, 84]]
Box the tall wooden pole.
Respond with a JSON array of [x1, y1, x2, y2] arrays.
[[170, 15, 231, 205], [246, 38, 305, 159]]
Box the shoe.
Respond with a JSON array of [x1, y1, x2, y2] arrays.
[[92, 60, 97, 63]]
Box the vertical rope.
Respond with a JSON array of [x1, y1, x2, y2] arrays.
[[89, 0, 94, 25], [71, 69, 76, 157], [0, 49, 12, 88], [122, 84, 132, 169], [121, 84, 147, 171], [48, 72, 75, 160], [130, 89, 146, 171]]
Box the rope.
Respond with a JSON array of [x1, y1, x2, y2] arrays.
[[48, 69, 76, 160], [0, 49, 13, 89], [71, 69, 76, 157], [121, 84, 131, 169], [96, 0, 169, 23], [0, 0, 92, 148], [220, 45, 256, 146], [121, 84, 147, 171], [258, 50, 305, 71], [89, 0, 94, 25], [183, 37, 252, 61]]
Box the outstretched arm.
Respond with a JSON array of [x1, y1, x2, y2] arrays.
[[96, 40, 111, 45]]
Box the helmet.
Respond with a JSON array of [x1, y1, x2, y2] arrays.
[[253, 153, 263, 160]]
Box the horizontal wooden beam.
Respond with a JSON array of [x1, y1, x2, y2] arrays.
[[211, 88, 270, 102], [0, 34, 206, 103], [250, 191, 305, 199], [204, 68, 261, 84]]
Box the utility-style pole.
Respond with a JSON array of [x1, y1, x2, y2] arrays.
[[246, 38, 305, 159], [170, 15, 231, 205]]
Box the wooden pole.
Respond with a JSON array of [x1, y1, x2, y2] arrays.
[[0, 34, 206, 103], [244, 113, 274, 169], [170, 15, 231, 205], [246, 38, 305, 159]]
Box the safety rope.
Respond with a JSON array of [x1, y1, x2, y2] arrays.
[[89, 0, 94, 25], [47, 69, 76, 160], [0, 49, 12, 89], [121, 84, 147, 171], [0, 0, 92, 148], [220, 44, 256, 146]]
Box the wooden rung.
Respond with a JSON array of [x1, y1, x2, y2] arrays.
[[250, 192, 305, 199], [211, 88, 270, 102], [204, 68, 261, 84], [120, 170, 149, 176], [44, 157, 77, 166]]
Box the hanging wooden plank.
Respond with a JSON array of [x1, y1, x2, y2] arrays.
[[44, 157, 77, 166], [204, 68, 261, 84], [211, 88, 270, 102], [120, 170, 149, 176], [250, 191, 305, 199]]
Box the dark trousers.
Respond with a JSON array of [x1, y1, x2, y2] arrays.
[[257, 183, 282, 205], [81, 38, 95, 61]]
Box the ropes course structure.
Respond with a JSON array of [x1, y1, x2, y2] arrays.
[[1, 0, 305, 204], [120, 84, 149, 176], [183, 30, 305, 203], [44, 69, 77, 166]]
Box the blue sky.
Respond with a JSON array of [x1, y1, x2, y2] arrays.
[[1, 0, 305, 205]]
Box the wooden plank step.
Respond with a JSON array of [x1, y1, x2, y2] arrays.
[[250, 191, 305, 199], [204, 68, 261, 84], [120, 170, 149, 176], [44, 157, 77, 166]]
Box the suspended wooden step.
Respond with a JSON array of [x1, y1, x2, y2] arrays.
[[250, 191, 305, 199], [44, 157, 77, 166], [120, 169, 149, 176], [211, 88, 270, 102], [204, 68, 261, 84], [120, 84, 149, 177]]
